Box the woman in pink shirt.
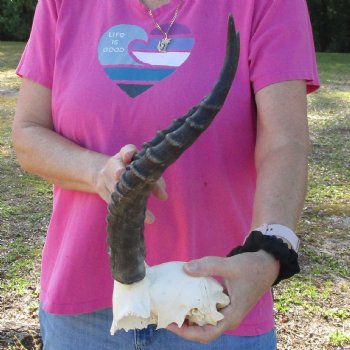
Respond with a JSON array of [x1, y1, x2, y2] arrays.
[[12, 0, 319, 348]]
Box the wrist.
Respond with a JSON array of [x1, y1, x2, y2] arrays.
[[227, 231, 300, 285], [89, 153, 111, 196], [255, 250, 280, 279]]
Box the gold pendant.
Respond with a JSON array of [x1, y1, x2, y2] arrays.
[[157, 38, 171, 52]]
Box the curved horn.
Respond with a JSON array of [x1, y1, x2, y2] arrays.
[[107, 14, 240, 284]]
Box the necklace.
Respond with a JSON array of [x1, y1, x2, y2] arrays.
[[144, 1, 182, 52]]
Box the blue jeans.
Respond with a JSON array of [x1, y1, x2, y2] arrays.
[[39, 306, 277, 349]]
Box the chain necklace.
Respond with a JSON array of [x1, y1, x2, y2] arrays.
[[145, 1, 182, 52]]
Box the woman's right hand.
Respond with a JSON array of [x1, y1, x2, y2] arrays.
[[95, 144, 168, 223]]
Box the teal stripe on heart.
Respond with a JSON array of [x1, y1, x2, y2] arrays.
[[104, 67, 175, 82]]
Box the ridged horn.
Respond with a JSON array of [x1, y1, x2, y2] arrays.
[[107, 14, 240, 284]]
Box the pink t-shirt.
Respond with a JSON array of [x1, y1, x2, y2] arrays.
[[17, 0, 319, 336]]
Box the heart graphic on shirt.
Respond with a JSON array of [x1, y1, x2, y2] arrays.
[[98, 24, 194, 98]]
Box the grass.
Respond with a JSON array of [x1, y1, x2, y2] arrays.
[[316, 53, 350, 89], [323, 308, 350, 322], [302, 246, 349, 277], [0, 41, 25, 90], [0, 237, 41, 295], [329, 330, 350, 347], [0, 42, 52, 348], [0, 42, 350, 349], [274, 277, 331, 313], [273, 52, 350, 349]]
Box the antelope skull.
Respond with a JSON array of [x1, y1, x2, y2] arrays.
[[107, 14, 240, 333]]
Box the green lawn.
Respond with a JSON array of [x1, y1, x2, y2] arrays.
[[274, 52, 350, 349], [0, 41, 25, 91], [316, 53, 350, 87], [0, 41, 349, 349]]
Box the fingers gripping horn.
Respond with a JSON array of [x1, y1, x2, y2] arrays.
[[107, 14, 240, 284]]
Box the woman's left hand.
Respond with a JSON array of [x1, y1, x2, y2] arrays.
[[167, 251, 279, 344]]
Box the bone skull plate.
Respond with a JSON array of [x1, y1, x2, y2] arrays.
[[111, 261, 230, 333]]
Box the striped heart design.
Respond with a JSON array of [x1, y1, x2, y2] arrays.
[[98, 23, 194, 98]]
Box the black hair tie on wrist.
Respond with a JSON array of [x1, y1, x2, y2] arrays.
[[227, 230, 300, 285]]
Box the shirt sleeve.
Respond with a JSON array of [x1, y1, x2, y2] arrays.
[[16, 0, 58, 89], [249, 0, 320, 94]]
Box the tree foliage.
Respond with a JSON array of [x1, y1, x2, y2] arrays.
[[0, 0, 37, 41], [307, 0, 350, 52], [0, 0, 349, 51]]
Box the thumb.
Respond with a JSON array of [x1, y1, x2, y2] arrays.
[[184, 256, 233, 279], [119, 144, 137, 164]]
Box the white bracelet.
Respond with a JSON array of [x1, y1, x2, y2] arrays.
[[251, 224, 300, 252]]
